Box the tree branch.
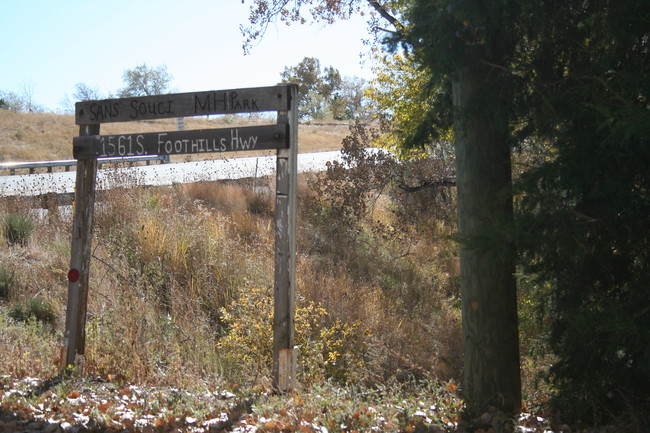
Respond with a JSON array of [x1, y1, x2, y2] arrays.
[[397, 177, 456, 193], [366, 0, 404, 32]]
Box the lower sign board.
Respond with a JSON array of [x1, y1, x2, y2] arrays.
[[73, 124, 288, 159]]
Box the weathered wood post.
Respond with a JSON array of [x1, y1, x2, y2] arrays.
[[63, 123, 99, 370], [273, 84, 298, 391]]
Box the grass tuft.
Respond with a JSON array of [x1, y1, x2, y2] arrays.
[[3, 213, 34, 246]]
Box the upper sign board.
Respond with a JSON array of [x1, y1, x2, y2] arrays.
[[75, 85, 292, 125]]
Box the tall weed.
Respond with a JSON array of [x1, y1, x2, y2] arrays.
[[0, 309, 59, 378], [0, 265, 14, 299]]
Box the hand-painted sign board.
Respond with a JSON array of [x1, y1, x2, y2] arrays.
[[75, 86, 291, 124], [72, 124, 289, 158]]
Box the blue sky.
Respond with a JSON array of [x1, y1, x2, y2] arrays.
[[0, 0, 375, 112]]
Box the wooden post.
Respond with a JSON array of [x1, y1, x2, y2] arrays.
[[62, 124, 99, 371], [273, 84, 298, 391]]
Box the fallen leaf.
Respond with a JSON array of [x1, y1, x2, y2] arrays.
[[99, 402, 111, 413], [108, 373, 126, 382]]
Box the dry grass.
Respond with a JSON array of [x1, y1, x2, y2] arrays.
[[0, 111, 76, 162], [0, 120, 463, 389], [0, 110, 351, 163], [0, 166, 462, 389]]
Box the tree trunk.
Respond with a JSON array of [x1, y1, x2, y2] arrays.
[[452, 48, 521, 416]]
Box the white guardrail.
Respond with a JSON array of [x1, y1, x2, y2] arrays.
[[0, 150, 369, 197], [0, 155, 169, 175]]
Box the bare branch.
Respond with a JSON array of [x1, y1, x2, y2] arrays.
[[397, 177, 456, 193], [242, 0, 405, 53], [366, 0, 403, 32]]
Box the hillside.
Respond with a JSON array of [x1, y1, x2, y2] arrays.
[[0, 110, 352, 163]]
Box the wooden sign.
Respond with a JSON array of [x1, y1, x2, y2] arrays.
[[75, 86, 291, 124], [65, 84, 298, 393], [73, 124, 289, 158]]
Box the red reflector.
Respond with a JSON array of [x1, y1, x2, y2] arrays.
[[68, 269, 80, 283]]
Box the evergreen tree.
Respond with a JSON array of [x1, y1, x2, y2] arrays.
[[405, 0, 650, 422], [512, 0, 650, 422]]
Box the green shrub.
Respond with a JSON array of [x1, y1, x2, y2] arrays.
[[9, 297, 57, 325], [3, 213, 35, 246]]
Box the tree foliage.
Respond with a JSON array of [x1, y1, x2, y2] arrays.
[[279, 57, 339, 119], [241, 0, 368, 53], [511, 0, 650, 422], [278, 56, 370, 120], [404, 0, 650, 422], [367, 52, 452, 158], [336, 75, 372, 120], [118, 63, 173, 98], [0, 92, 21, 111]]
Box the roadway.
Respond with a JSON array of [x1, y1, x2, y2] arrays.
[[0, 150, 354, 197]]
